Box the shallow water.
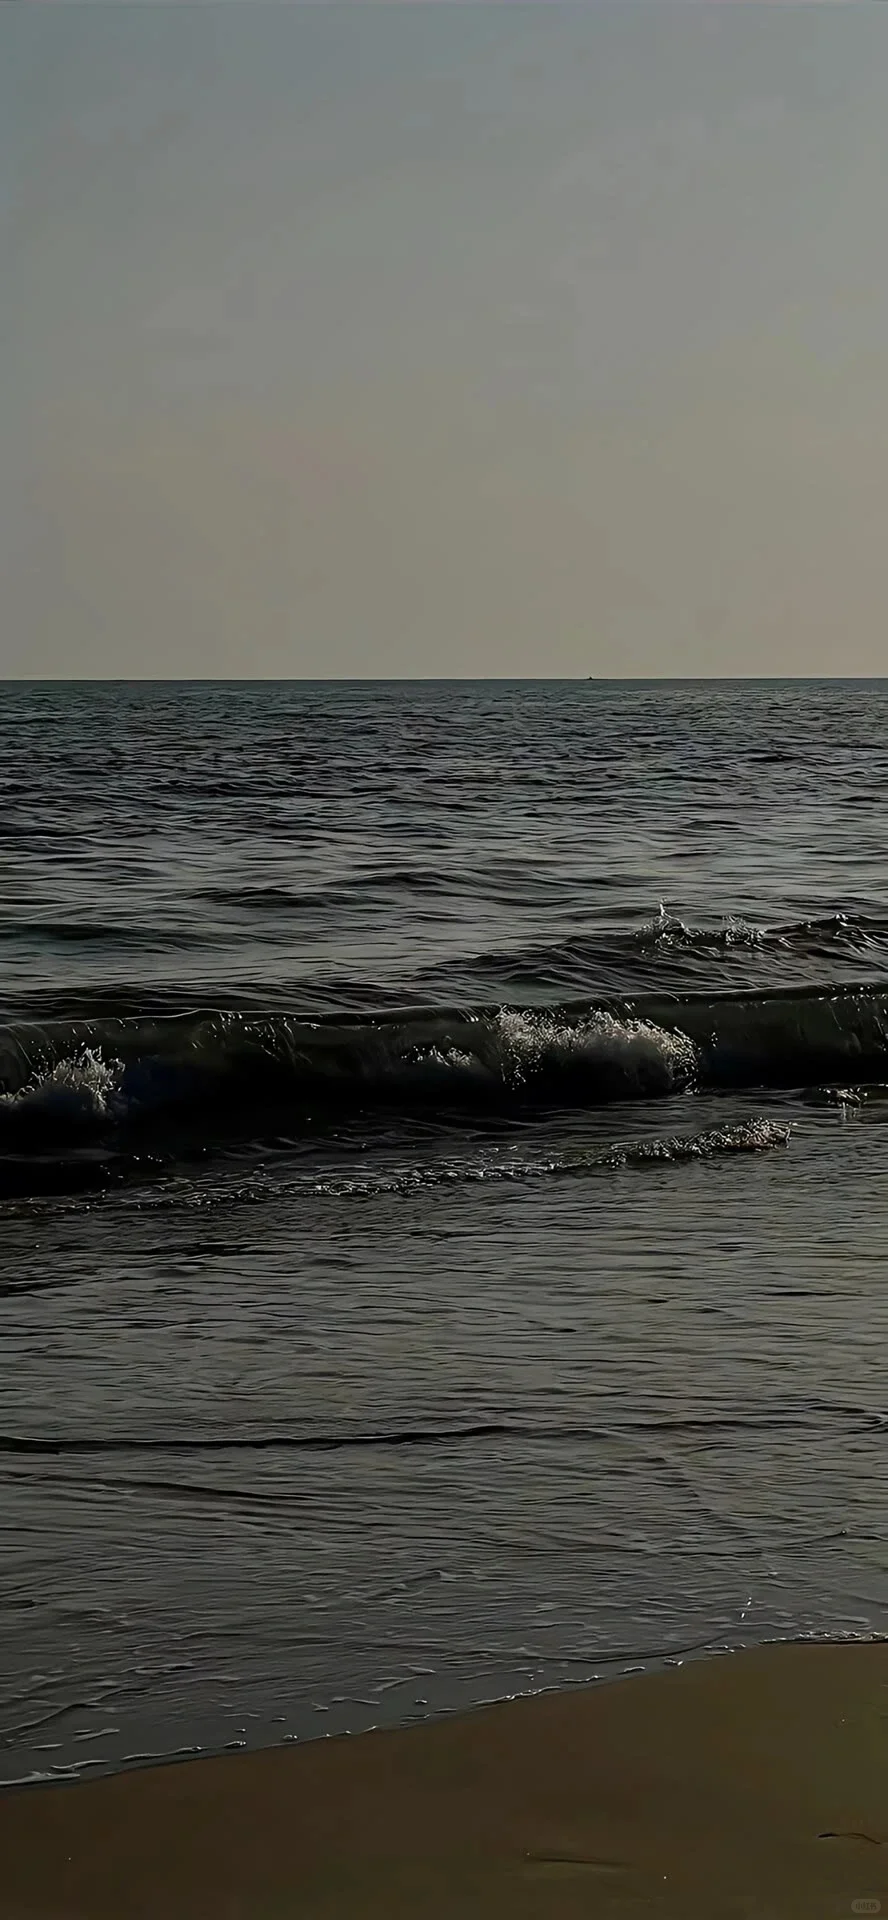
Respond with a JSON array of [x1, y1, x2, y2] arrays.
[[1, 680, 887, 1785]]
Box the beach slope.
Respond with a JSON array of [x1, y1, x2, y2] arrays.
[[2, 1642, 887, 1919]]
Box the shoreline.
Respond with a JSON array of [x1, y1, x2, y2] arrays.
[[2, 1641, 888, 1918]]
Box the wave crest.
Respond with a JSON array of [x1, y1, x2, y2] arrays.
[[0, 982, 886, 1159]]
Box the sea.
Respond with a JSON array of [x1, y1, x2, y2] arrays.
[[2, 678, 887, 1788]]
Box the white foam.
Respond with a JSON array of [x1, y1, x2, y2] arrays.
[[495, 1007, 698, 1094], [0, 1047, 125, 1134]]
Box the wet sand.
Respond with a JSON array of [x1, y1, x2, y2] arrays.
[[2, 1642, 887, 1919]]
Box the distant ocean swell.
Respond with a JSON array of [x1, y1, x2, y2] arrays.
[[0, 984, 886, 1154], [4, 913, 888, 1026], [423, 909, 888, 990]]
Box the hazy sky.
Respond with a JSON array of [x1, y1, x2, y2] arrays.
[[2, 4, 888, 679]]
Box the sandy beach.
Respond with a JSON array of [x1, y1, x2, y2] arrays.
[[2, 1642, 887, 1920]]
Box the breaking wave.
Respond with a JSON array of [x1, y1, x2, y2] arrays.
[[0, 981, 886, 1161]]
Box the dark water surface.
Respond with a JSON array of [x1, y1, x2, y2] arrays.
[[2, 680, 887, 1785]]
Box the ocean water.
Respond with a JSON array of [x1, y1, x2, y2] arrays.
[[2, 679, 888, 1787]]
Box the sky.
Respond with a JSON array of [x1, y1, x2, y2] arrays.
[[2, 3, 888, 680]]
